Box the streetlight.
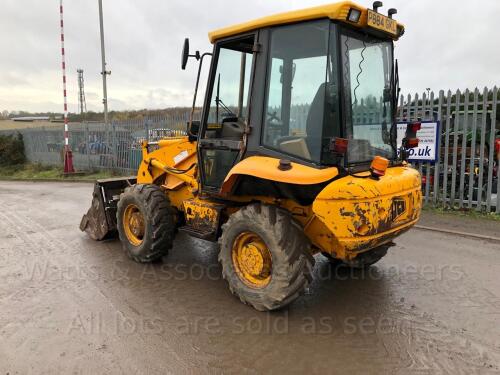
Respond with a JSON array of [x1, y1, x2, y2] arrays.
[[98, 0, 110, 126]]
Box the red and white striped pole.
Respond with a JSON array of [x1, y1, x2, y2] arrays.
[[59, 0, 74, 173]]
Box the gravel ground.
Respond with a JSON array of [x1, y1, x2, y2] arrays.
[[0, 181, 499, 374]]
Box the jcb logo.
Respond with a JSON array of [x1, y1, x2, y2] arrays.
[[390, 198, 406, 222]]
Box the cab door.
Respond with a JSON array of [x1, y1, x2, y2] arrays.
[[199, 34, 255, 192]]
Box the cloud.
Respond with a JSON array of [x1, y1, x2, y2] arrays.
[[0, 0, 499, 112]]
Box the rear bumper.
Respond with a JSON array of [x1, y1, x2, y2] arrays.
[[309, 166, 422, 259], [338, 217, 418, 253]]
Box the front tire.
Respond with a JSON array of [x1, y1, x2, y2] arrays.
[[117, 184, 176, 263], [218, 204, 314, 311]]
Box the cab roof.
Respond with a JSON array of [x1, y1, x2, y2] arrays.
[[208, 1, 404, 43]]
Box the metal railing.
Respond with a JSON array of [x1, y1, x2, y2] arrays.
[[397, 87, 499, 213]]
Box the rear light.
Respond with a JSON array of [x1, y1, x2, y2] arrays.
[[404, 122, 421, 142], [330, 137, 348, 154], [405, 138, 419, 148], [421, 175, 434, 186], [409, 122, 421, 133], [370, 156, 389, 177]]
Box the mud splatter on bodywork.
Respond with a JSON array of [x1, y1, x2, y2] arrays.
[[311, 166, 422, 258]]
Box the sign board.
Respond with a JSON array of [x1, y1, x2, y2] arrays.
[[397, 121, 440, 162]]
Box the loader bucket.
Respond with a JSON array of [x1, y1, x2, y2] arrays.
[[80, 177, 137, 240]]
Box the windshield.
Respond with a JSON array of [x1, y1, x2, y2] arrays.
[[261, 22, 396, 166], [341, 31, 395, 164], [207, 46, 253, 124]]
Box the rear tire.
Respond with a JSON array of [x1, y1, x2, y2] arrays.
[[218, 204, 314, 311], [117, 184, 176, 263]]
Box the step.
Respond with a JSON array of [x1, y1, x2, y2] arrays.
[[178, 225, 216, 241]]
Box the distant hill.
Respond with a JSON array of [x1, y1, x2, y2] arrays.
[[68, 107, 194, 122], [1, 108, 194, 122], [0, 107, 197, 131]]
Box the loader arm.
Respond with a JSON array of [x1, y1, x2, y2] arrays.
[[81, 137, 198, 240]]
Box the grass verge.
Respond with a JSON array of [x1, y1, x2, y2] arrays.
[[0, 163, 119, 181], [423, 205, 500, 222]]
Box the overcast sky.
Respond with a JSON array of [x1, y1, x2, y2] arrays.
[[0, 0, 499, 113]]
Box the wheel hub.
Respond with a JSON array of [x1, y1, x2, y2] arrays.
[[232, 232, 272, 288], [123, 204, 145, 246]]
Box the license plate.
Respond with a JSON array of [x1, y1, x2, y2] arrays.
[[367, 9, 398, 36]]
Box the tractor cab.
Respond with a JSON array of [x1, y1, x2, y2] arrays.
[[182, 1, 406, 193]]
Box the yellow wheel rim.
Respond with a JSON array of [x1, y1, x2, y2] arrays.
[[123, 204, 145, 246], [231, 231, 272, 288]]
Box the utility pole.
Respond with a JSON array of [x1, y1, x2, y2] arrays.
[[98, 0, 110, 125]]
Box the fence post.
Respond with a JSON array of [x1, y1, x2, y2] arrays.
[[111, 121, 117, 171], [486, 86, 500, 213], [458, 89, 470, 208], [442, 91, 452, 207], [84, 122, 91, 171], [476, 87, 489, 211], [486, 87, 498, 212], [424, 91, 433, 205], [467, 88, 480, 208], [145, 119, 150, 142], [433, 91, 444, 206], [450, 89, 461, 206], [41, 126, 48, 165]]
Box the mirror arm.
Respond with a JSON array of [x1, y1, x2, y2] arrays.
[[188, 52, 213, 139], [189, 51, 201, 61]]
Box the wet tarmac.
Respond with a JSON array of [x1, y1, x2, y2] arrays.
[[0, 181, 499, 374]]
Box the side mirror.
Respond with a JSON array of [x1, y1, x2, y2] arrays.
[[181, 38, 190, 70], [187, 120, 200, 141], [181, 38, 201, 70]]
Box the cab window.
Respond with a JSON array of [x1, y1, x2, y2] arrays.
[[262, 20, 340, 164], [201, 36, 254, 189]]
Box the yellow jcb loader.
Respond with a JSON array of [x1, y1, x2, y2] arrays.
[[81, 1, 422, 311]]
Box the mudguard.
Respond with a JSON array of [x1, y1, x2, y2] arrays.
[[220, 156, 338, 194]]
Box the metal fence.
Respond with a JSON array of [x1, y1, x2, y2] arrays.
[[2, 87, 499, 212], [8, 114, 189, 175], [397, 87, 499, 213]]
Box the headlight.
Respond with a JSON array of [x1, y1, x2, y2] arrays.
[[347, 8, 361, 23]]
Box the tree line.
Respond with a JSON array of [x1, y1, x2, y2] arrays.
[[0, 108, 194, 122]]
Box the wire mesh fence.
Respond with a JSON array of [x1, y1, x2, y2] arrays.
[[2, 87, 498, 212], [4, 114, 189, 175]]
